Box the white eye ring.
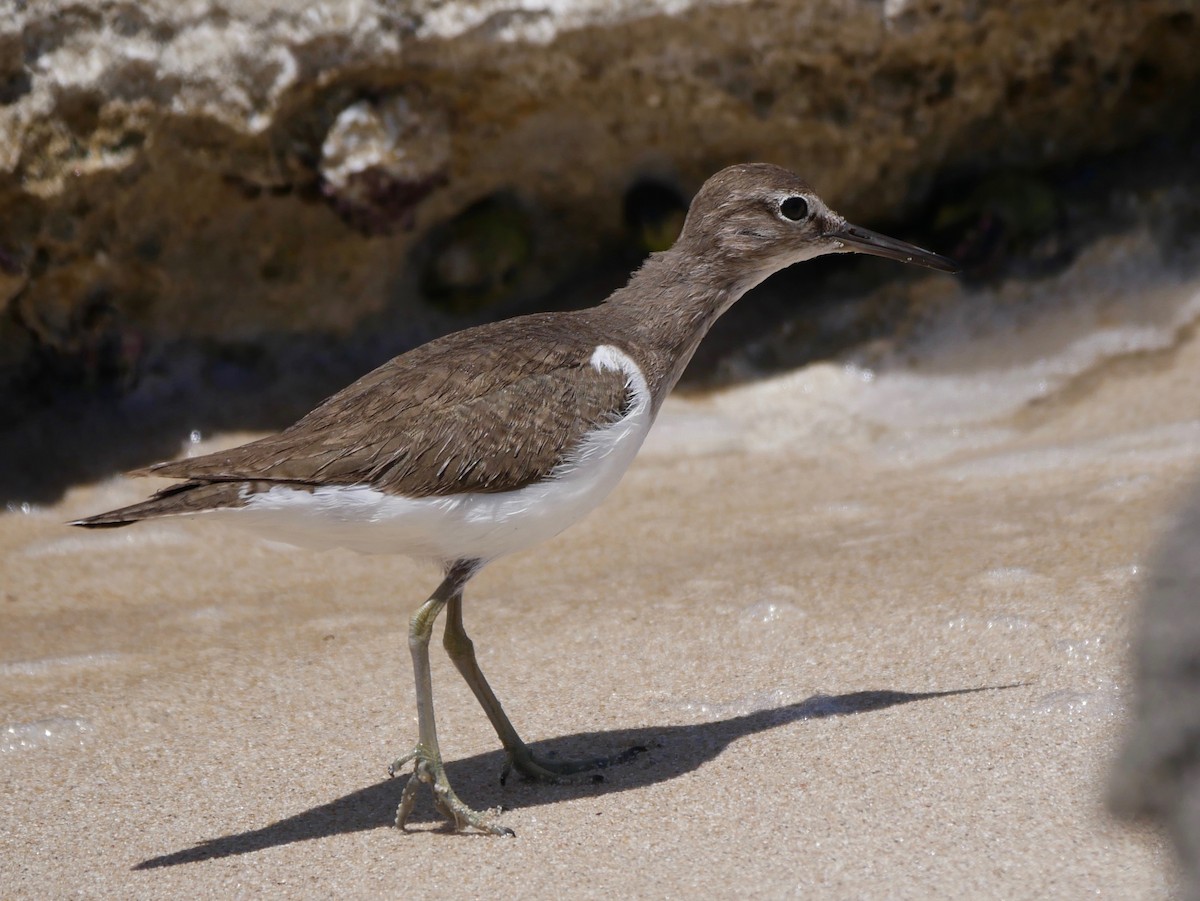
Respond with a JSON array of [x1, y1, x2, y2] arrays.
[[779, 196, 809, 221]]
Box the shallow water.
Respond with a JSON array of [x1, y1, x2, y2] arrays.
[[0, 226, 1193, 897]]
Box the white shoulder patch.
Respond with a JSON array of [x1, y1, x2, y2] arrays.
[[590, 344, 651, 418], [590, 343, 632, 373]]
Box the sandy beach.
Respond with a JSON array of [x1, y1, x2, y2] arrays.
[[2, 228, 1194, 898]]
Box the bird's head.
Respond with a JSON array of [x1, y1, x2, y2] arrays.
[[676, 163, 957, 292]]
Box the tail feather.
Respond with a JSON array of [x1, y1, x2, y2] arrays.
[[70, 481, 251, 528]]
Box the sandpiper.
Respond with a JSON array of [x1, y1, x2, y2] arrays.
[[73, 163, 957, 835]]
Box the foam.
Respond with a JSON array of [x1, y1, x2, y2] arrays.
[[708, 229, 1200, 468]]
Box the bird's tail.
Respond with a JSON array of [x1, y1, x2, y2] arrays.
[[69, 481, 249, 528]]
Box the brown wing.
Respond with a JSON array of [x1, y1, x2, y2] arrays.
[[136, 314, 633, 497]]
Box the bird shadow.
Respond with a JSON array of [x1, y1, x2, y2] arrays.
[[134, 684, 1018, 868]]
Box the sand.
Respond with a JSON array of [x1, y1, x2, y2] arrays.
[[2, 231, 1194, 898]]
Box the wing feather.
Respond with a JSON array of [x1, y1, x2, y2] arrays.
[[136, 315, 633, 498]]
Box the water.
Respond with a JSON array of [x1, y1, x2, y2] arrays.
[[670, 228, 1200, 469], [0, 653, 126, 677], [1, 717, 92, 753]]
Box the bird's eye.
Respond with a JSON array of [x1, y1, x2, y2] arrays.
[[779, 196, 809, 221]]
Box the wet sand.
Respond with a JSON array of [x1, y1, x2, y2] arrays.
[[2, 234, 1194, 898]]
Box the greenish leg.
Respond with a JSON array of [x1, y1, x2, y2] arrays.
[[390, 561, 513, 836], [442, 590, 637, 784]]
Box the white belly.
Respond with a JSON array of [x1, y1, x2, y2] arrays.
[[213, 345, 654, 564]]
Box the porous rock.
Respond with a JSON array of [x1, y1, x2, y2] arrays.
[[0, 0, 1196, 386]]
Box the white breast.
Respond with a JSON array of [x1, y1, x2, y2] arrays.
[[216, 345, 654, 564]]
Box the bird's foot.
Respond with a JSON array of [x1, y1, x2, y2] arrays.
[[389, 746, 515, 836], [500, 742, 647, 786]]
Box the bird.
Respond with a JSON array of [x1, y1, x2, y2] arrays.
[[72, 163, 957, 835]]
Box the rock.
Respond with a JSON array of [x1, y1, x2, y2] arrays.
[[319, 92, 450, 234], [0, 0, 1197, 461], [1111, 479, 1200, 896], [0, 244, 28, 312], [418, 193, 534, 314]]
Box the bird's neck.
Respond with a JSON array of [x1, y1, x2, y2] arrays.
[[596, 247, 752, 408]]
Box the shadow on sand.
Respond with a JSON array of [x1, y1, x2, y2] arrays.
[[135, 685, 1015, 868]]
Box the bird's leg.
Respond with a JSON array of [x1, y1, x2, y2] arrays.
[[442, 591, 644, 784], [390, 561, 513, 836]]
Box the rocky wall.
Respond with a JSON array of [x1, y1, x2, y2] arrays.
[[0, 0, 1197, 502]]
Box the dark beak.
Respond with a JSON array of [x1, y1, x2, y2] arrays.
[[826, 223, 959, 273]]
